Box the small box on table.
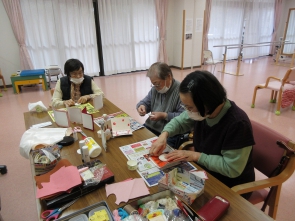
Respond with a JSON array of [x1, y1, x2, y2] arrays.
[[158, 168, 205, 205], [56, 201, 114, 221]]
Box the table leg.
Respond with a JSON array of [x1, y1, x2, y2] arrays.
[[222, 47, 227, 73], [41, 79, 46, 91]]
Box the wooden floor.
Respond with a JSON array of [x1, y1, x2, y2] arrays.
[[0, 56, 294, 220]]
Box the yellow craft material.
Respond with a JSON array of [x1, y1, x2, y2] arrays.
[[89, 209, 109, 221]]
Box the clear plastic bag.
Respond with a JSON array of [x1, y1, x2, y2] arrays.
[[19, 128, 67, 159]]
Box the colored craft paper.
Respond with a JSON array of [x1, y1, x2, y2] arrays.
[[36, 165, 82, 198], [106, 178, 149, 205], [35, 159, 72, 189]]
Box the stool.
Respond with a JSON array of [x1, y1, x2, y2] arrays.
[[10, 74, 48, 94]]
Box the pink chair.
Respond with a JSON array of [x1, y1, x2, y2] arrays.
[[232, 120, 295, 219]]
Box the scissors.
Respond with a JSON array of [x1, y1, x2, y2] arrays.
[[73, 126, 87, 138], [41, 199, 78, 221]]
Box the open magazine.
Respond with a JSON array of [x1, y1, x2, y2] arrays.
[[119, 137, 196, 187]]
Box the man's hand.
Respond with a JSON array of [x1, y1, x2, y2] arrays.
[[64, 99, 75, 106], [149, 112, 167, 121], [77, 95, 90, 104], [165, 150, 200, 162], [150, 132, 169, 156], [137, 105, 146, 116]]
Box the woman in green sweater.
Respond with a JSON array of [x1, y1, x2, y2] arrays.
[[150, 70, 255, 199]]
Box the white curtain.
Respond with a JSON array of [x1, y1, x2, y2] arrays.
[[208, 0, 245, 60], [208, 0, 275, 60], [97, 0, 159, 76], [20, 0, 99, 76], [284, 10, 295, 54], [242, 0, 275, 59]]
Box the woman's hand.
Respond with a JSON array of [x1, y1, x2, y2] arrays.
[[137, 105, 146, 116], [150, 132, 169, 156], [166, 150, 200, 162], [149, 112, 167, 121], [77, 95, 90, 104], [64, 99, 75, 106]]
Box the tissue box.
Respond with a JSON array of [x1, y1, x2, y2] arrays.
[[158, 168, 205, 205]]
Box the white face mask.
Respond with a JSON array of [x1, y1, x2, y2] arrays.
[[157, 80, 170, 94], [187, 111, 208, 121], [70, 77, 84, 85]]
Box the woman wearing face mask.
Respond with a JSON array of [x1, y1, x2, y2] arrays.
[[150, 70, 255, 199], [136, 62, 186, 148], [51, 59, 104, 108]]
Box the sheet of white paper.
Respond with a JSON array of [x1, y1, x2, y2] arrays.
[[53, 109, 69, 127], [82, 113, 94, 130], [93, 94, 103, 110], [67, 107, 82, 124]]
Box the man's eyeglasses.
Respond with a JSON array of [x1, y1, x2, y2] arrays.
[[151, 79, 166, 89], [150, 83, 161, 88]]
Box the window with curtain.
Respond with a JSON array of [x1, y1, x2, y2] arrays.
[[284, 10, 295, 54], [20, 0, 100, 76], [97, 0, 159, 76], [208, 0, 275, 60]]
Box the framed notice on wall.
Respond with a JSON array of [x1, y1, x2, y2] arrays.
[[196, 18, 203, 32]]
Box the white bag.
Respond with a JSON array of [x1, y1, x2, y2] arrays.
[[19, 128, 67, 159], [28, 101, 48, 112]]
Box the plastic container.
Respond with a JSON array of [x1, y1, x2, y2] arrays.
[[88, 205, 112, 220], [84, 137, 102, 158], [68, 214, 88, 221], [56, 201, 114, 221], [78, 140, 85, 155], [82, 145, 90, 163]]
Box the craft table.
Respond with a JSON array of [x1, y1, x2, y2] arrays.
[[24, 98, 273, 221], [10, 74, 48, 94]]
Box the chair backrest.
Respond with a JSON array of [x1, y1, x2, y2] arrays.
[[283, 67, 295, 85], [251, 120, 291, 177], [46, 65, 63, 76], [203, 50, 213, 60]]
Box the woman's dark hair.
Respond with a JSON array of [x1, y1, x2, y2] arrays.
[[64, 59, 84, 76], [179, 70, 227, 116]]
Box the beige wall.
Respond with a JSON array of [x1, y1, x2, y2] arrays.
[[0, 0, 21, 85], [277, 0, 295, 42], [166, 0, 206, 68]]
